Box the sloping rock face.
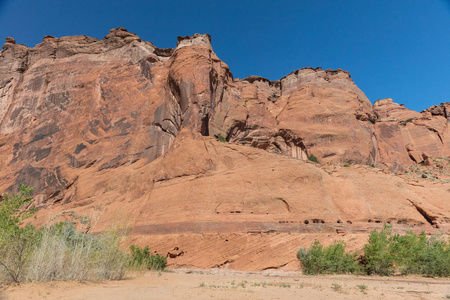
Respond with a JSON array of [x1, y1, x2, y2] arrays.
[[1, 28, 449, 270]]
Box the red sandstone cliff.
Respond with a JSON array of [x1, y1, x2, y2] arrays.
[[0, 28, 449, 270]]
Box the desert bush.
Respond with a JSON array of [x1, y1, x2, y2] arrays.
[[419, 236, 450, 277], [0, 186, 129, 283], [27, 222, 129, 282], [95, 227, 129, 280], [363, 225, 394, 275], [399, 117, 417, 125], [363, 225, 450, 276], [0, 185, 40, 283], [129, 245, 167, 271], [308, 154, 319, 163], [217, 135, 227, 143], [298, 225, 450, 277], [297, 240, 360, 275]]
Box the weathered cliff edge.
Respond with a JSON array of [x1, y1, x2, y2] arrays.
[[1, 28, 449, 270]]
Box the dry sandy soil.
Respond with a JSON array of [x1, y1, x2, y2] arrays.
[[2, 269, 449, 300]]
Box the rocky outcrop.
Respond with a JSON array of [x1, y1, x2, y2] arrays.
[[0, 29, 449, 270], [423, 102, 450, 121], [373, 98, 450, 169]]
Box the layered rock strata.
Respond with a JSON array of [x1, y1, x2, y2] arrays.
[[0, 28, 449, 270]]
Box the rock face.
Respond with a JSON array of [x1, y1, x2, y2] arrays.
[[372, 98, 450, 169], [0, 28, 449, 270]]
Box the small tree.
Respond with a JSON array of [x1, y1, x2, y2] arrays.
[[0, 184, 38, 283], [362, 224, 394, 275]]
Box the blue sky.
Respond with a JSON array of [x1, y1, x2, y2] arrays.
[[0, 0, 449, 112]]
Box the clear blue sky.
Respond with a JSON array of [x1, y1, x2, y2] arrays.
[[0, 0, 449, 112]]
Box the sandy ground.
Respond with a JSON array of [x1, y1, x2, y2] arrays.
[[1, 269, 449, 300]]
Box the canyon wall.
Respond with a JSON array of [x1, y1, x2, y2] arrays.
[[0, 28, 449, 270]]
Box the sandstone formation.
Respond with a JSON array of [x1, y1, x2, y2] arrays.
[[0, 28, 449, 270]]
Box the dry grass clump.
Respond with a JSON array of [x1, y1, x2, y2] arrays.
[[25, 222, 128, 282], [0, 185, 165, 284]]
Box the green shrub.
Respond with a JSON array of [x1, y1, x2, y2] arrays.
[[129, 245, 167, 271], [148, 254, 167, 271], [389, 230, 427, 275], [387, 230, 449, 277], [363, 225, 394, 275], [297, 225, 450, 277], [363, 225, 450, 276], [129, 245, 150, 267], [217, 135, 227, 143], [420, 236, 450, 277], [297, 241, 360, 275], [0, 185, 129, 283], [0, 185, 39, 283], [308, 154, 319, 163], [399, 118, 417, 125]]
